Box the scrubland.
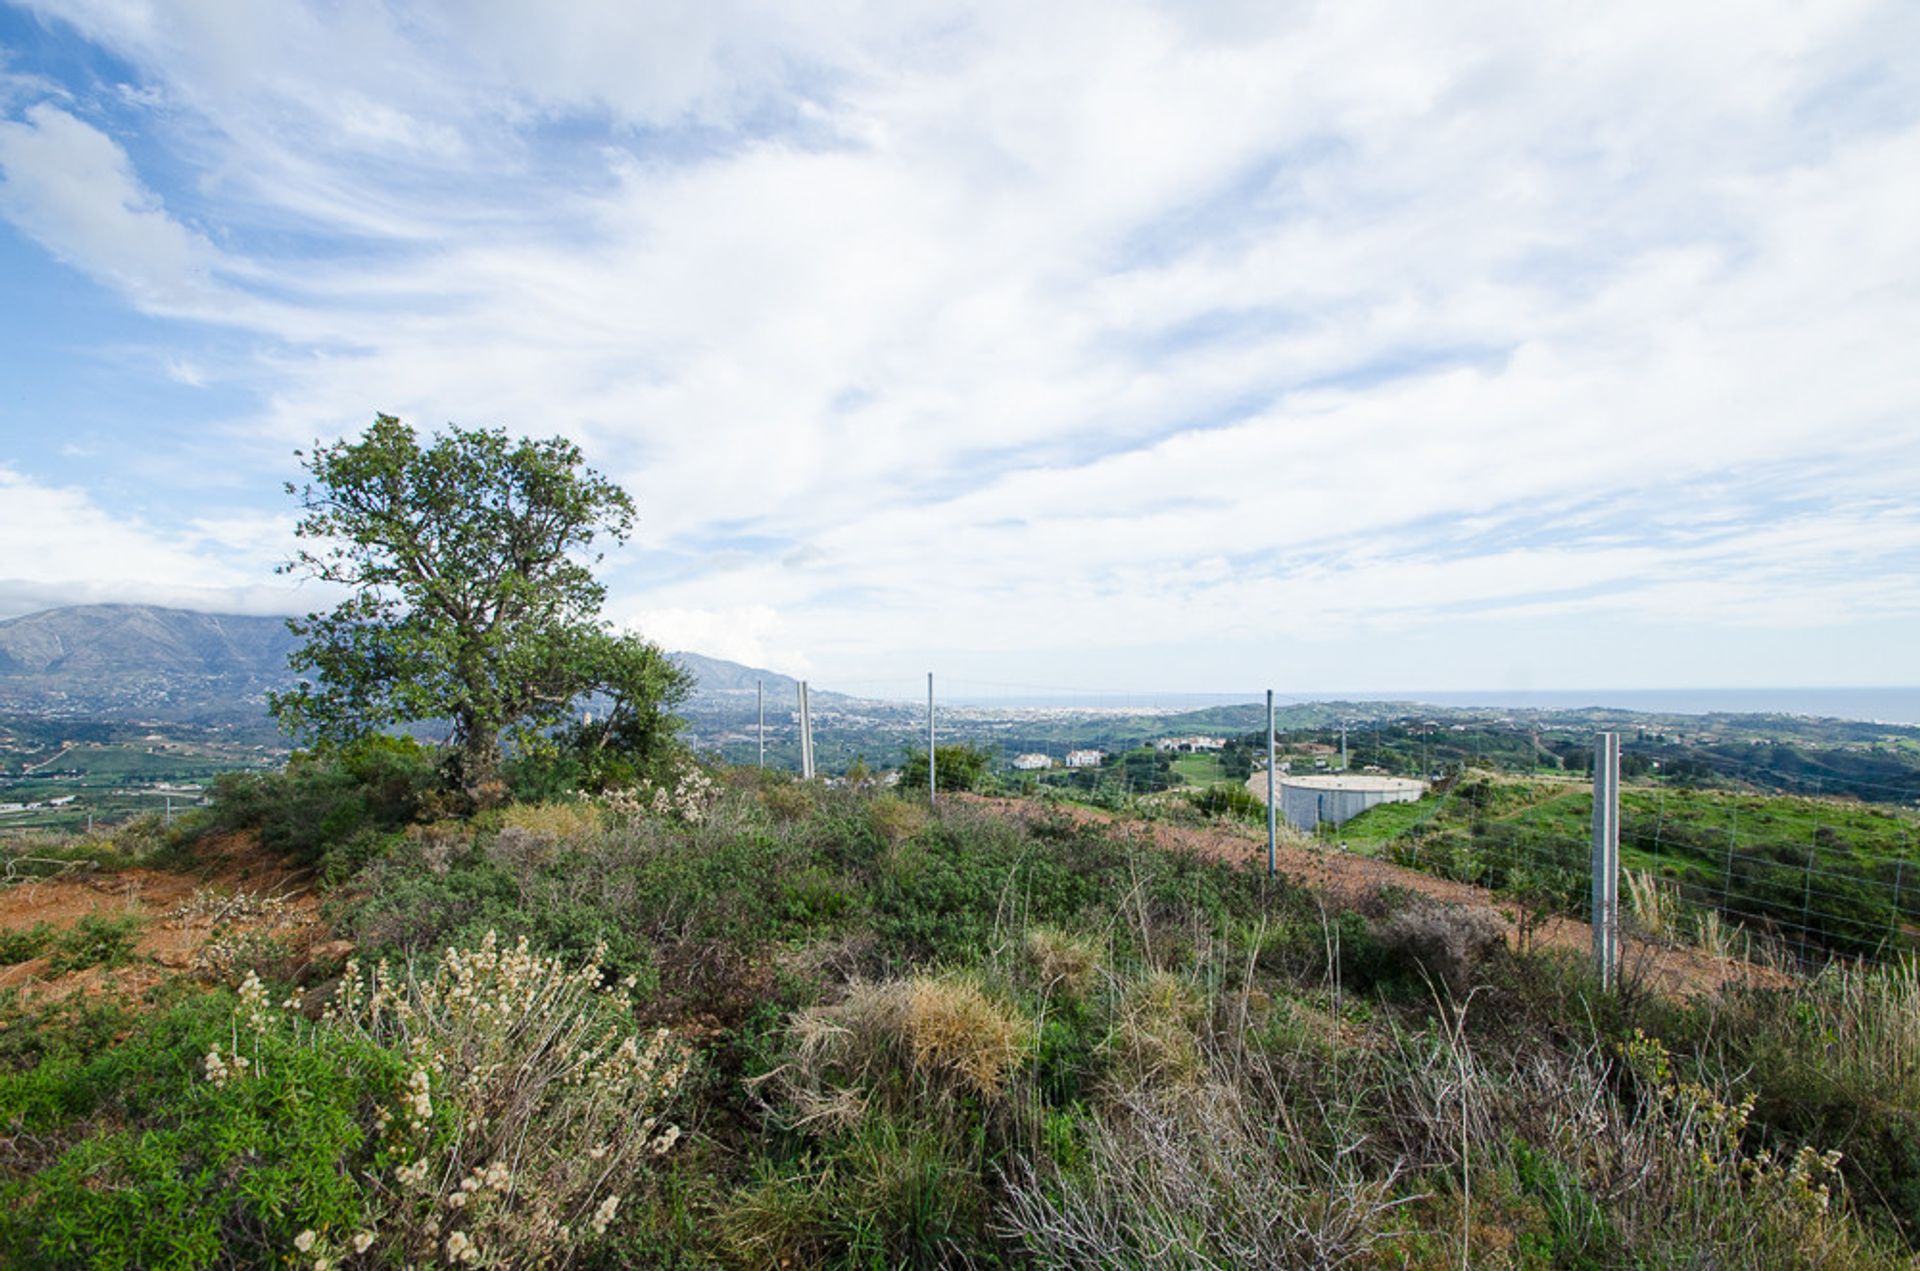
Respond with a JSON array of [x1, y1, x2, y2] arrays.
[[3, 751, 1919, 1268]]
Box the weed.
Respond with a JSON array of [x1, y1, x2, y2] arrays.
[[1375, 901, 1507, 997], [499, 798, 604, 842], [0, 922, 55, 965], [46, 912, 144, 973], [1024, 926, 1101, 998]]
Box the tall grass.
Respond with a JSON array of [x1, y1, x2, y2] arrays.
[[10, 771, 1920, 1266]]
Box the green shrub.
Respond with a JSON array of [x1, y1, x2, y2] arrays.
[[204, 733, 442, 870], [1192, 782, 1263, 820], [899, 744, 991, 793], [1, 934, 691, 1269], [0, 923, 55, 966], [46, 912, 144, 973], [0, 989, 397, 1269]]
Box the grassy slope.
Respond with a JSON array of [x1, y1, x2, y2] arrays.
[[1334, 773, 1920, 953], [1168, 752, 1224, 786], [3, 771, 1918, 1268]]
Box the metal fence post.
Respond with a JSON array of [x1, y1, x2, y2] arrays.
[[797, 681, 814, 779], [1267, 689, 1277, 878], [1592, 732, 1620, 989], [927, 672, 936, 805]]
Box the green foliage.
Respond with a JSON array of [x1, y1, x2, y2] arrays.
[[14, 771, 1920, 1266], [547, 634, 693, 791], [203, 733, 441, 873], [0, 936, 689, 1270], [0, 923, 54, 965], [0, 993, 137, 1076], [1192, 781, 1262, 820], [270, 413, 684, 790], [1359, 774, 1918, 958], [0, 990, 398, 1269], [46, 912, 144, 973], [899, 743, 991, 793]]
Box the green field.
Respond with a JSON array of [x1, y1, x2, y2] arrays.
[[1336, 773, 1920, 956], [1168, 752, 1225, 785], [0, 738, 280, 835]]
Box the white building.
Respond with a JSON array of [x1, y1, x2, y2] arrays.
[[1064, 749, 1104, 769], [1153, 735, 1227, 753], [1249, 773, 1427, 833], [1011, 753, 1054, 770]]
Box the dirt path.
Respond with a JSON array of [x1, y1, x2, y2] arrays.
[[21, 743, 74, 774], [0, 834, 336, 1003], [960, 796, 1784, 996]]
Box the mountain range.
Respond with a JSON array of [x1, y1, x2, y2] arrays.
[[0, 603, 305, 679], [0, 604, 807, 723]]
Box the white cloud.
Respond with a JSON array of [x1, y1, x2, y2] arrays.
[[0, 466, 305, 620], [620, 604, 809, 675], [0, 103, 226, 310], [5, 0, 1919, 688]]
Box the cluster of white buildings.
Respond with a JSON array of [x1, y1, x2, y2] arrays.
[[1152, 735, 1227, 753], [1011, 749, 1106, 770], [0, 794, 76, 815]]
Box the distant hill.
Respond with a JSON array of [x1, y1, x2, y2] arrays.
[[0, 604, 298, 678], [0, 604, 831, 725], [668, 651, 801, 697], [0, 605, 299, 727]]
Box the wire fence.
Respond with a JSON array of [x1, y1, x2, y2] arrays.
[[727, 674, 1920, 976]]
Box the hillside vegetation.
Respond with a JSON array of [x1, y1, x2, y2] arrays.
[[4, 756, 1920, 1268], [1326, 773, 1920, 960]]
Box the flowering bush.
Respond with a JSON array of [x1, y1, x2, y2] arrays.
[[306, 931, 691, 1268], [603, 766, 718, 825], [2, 934, 689, 1269]]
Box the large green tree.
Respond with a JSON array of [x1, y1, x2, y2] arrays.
[[269, 413, 687, 792]]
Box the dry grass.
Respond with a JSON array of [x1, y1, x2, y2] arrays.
[[1624, 868, 1680, 943], [499, 800, 603, 842], [905, 976, 1028, 1097], [1783, 957, 1920, 1107], [1106, 971, 1204, 1091], [1024, 926, 1101, 997], [767, 973, 1031, 1134], [1375, 902, 1506, 997], [1378, 1013, 1893, 1268], [1694, 906, 1751, 962], [866, 795, 928, 848], [758, 780, 818, 823], [1002, 986, 1415, 1268]]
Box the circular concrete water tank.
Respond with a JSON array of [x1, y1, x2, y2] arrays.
[[1249, 773, 1427, 833]]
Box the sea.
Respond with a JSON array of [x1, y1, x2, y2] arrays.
[[1357, 688, 1920, 726], [934, 688, 1920, 726]]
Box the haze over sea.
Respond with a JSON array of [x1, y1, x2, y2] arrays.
[[934, 687, 1920, 726]]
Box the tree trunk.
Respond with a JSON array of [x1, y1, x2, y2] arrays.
[[453, 709, 504, 804]]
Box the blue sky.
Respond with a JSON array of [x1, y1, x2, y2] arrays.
[[1, 0, 1918, 696]]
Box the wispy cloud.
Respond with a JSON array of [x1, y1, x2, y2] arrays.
[[0, 0, 1917, 687], [0, 102, 226, 308]]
